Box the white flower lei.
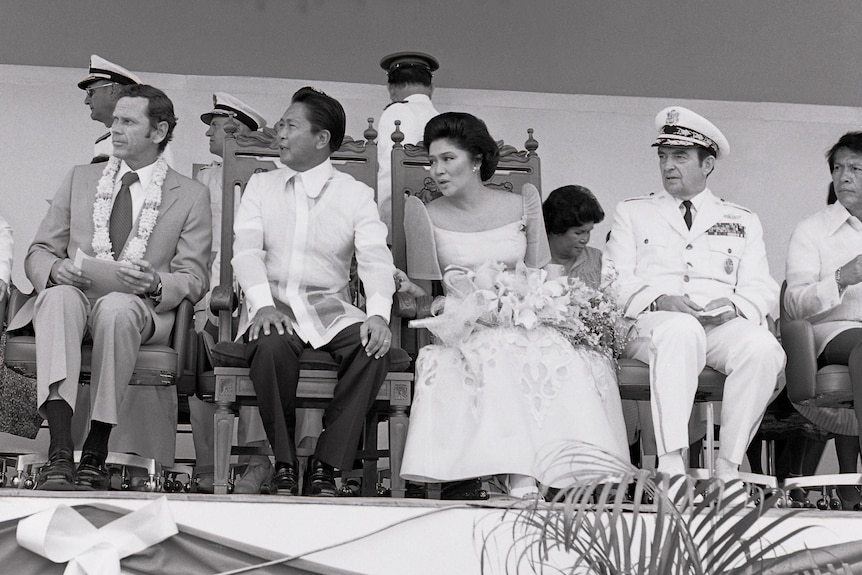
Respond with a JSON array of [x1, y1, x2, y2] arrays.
[[92, 155, 167, 262]]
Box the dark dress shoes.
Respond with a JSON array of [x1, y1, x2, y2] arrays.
[[304, 457, 336, 497], [74, 452, 110, 491], [35, 451, 76, 491], [272, 461, 299, 495]]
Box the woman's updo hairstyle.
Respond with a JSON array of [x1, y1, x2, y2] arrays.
[[423, 112, 500, 181]]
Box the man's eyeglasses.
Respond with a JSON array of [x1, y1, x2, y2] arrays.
[[85, 82, 117, 97]]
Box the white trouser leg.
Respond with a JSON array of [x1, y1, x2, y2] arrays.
[[625, 312, 706, 457], [704, 318, 785, 465]]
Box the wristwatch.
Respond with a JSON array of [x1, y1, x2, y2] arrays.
[[148, 279, 163, 303]]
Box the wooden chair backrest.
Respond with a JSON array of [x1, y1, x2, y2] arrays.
[[389, 125, 541, 273], [216, 122, 379, 343]]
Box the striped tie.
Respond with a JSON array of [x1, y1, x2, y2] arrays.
[[109, 171, 138, 259]]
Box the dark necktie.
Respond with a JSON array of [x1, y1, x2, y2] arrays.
[[681, 200, 693, 230], [109, 171, 138, 259]]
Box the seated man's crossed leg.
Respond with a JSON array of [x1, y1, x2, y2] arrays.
[[36, 287, 156, 490]]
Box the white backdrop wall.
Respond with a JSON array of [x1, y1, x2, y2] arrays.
[[3, 63, 862, 313]]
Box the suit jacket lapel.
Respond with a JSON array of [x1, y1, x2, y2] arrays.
[[157, 169, 181, 215], [127, 169, 180, 249]]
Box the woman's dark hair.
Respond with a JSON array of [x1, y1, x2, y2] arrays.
[[543, 185, 605, 235], [291, 86, 346, 153], [118, 84, 177, 152], [827, 131, 862, 172], [423, 112, 499, 181]]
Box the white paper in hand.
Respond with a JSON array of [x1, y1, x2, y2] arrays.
[[74, 248, 135, 300]]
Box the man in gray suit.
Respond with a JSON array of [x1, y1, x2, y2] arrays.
[[26, 85, 211, 490]]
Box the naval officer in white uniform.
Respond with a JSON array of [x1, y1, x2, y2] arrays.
[[605, 106, 785, 482], [376, 51, 440, 241]]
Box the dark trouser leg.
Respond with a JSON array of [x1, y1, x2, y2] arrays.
[[245, 331, 304, 464], [316, 323, 390, 470], [820, 329, 862, 456]]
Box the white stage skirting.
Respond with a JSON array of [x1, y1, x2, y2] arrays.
[[2, 490, 862, 574]]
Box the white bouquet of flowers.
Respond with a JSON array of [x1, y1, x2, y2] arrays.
[[410, 261, 629, 359]]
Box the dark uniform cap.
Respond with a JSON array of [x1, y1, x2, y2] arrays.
[[379, 51, 440, 76], [78, 55, 142, 90]]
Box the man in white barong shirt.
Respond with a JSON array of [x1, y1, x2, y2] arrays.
[[232, 87, 395, 496]]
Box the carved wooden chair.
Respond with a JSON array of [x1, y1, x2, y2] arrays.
[[4, 286, 196, 490], [204, 121, 414, 496], [391, 125, 541, 497]]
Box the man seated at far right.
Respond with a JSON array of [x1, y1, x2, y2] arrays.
[[605, 106, 785, 483]]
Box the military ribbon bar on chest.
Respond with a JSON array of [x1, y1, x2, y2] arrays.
[[706, 222, 746, 238]]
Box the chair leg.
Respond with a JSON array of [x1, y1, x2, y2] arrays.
[[705, 402, 715, 477], [389, 404, 408, 498], [766, 439, 776, 476], [361, 414, 379, 497], [213, 399, 236, 495]]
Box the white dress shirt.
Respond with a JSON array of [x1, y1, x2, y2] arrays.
[[785, 201, 862, 354], [116, 160, 158, 223]]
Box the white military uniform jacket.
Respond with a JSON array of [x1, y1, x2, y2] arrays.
[[605, 188, 777, 324], [376, 94, 439, 238]]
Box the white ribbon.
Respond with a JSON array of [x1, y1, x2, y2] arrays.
[[16, 496, 178, 575]]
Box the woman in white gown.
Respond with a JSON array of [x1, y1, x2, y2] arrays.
[[398, 112, 629, 497]]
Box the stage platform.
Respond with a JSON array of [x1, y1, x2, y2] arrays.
[[2, 490, 862, 574]]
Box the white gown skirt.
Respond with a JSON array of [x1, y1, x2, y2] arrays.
[[401, 325, 630, 487]]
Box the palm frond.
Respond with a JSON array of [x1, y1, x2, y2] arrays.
[[479, 442, 821, 575]]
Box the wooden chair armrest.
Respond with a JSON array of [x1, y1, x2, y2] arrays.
[[392, 293, 434, 319], [780, 318, 818, 403], [209, 284, 236, 314]]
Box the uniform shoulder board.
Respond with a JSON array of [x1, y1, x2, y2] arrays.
[[383, 100, 408, 110], [94, 132, 111, 144], [623, 192, 656, 202], [719, 198, 752, 213]]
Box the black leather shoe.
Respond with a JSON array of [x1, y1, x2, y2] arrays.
[[304, 457, 336, 497], [74, 452, 110, 491], [272, 462, 299, 495], [35, 451, 76, 491]]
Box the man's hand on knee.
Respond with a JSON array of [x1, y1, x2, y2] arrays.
[[49, 259, 91, 290], [249, 306, 293, 340], [361, 315, 391, 359]]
